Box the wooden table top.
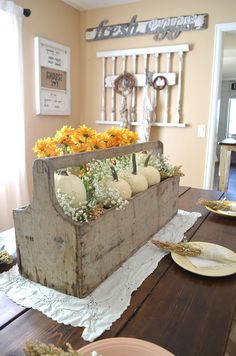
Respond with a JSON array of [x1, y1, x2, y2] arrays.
[[0, 187, 235, 356]]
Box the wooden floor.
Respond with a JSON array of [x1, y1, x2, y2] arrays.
[[214, 163, 236, 194]]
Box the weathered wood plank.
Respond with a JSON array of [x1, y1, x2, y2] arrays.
[[105, 73, 176, 88], [36, 141, 163, 171], [101, 57, 106, 121], [96, 44, 190, 58]]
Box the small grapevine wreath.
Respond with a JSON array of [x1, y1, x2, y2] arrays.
[[114, 72, 136, 96], [152, 75, 167, 90]]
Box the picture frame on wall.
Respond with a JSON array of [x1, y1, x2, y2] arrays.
[[34, 37, 71, 115]]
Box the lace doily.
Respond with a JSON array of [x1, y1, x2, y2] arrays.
[[0, 210, 201, 342]]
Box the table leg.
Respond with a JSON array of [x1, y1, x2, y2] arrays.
[[218, 145, 231, 191]]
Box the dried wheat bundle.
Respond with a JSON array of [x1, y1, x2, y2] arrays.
[[152, 240, 201, 257], [198, 198, 230, 211], [152, 240, 236, 264], [24, 341, 81, 356]]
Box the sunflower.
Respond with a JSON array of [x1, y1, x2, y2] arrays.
[[121, 129, 139, 145], [33, 125, 139, 157], [88, 135, 107, 150], [54, 125, 75, 146], [103, 127, 124, 147], [70, 141, 92, 153], [32, 138, 62, 158], [76, 125, 96, 141]]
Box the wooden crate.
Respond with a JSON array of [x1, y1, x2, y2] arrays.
[[13, 141, 179, 298]]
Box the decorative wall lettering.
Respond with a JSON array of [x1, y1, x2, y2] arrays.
[[35, 37, 71, 115], [86, 14, 208, 42]]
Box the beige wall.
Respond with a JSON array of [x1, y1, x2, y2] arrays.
[[13, 0, 236, 197], [15, 0, 81, 194], [79, 0, 236, 188]]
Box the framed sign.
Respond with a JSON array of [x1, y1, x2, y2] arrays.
[[35, 37, 71, 115]]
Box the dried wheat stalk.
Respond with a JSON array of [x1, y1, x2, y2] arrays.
[[152, 240, 201, 257], [152, 240, 236, 264], [24, 341, 81, 356], [197, 198, 229, 211]]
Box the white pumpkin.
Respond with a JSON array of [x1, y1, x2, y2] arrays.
[[136, 152, 150, 165], [54, 173, 87, 208], [138, 154, 161, 186], [122, 172, 148, 194], [120, 153, 148, 194], [138, 166, 161, 186], [105, 176, 132, 200]]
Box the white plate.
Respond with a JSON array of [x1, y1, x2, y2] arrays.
[[205, 201, 236, 217], [171, 242, 236, 277]]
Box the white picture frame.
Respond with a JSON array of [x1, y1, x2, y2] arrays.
[[34, 37, 71, 115]]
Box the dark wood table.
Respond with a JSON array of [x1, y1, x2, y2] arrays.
[[0, 187, 236, 356]]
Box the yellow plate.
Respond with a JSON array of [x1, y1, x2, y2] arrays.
[[205, 200, 236, 217], [171, 242, 236, 277]]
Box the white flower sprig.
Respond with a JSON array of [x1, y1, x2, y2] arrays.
[[94, 180, 128, 210], [56, 189, 102, 223], [55, 152, 183, 224], [136, 152, 184, 178]]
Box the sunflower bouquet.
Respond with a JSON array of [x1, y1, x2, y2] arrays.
[[32, 125, 139, 157]]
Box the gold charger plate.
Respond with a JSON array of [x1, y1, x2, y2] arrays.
[[171, 242, 236, 277], [205, 200, 236, 217]]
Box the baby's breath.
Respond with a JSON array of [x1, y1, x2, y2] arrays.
[[137, 152, 184, 178], [55, 152, 183, 224], [56, 189, 103, 223], [94, 180, 128, 210]]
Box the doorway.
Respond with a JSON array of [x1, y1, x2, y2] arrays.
[[204, 22, 236, 191], [228, 97, 236, 138]]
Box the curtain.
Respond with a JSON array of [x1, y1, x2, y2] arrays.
[[0, 1, 29, 232]]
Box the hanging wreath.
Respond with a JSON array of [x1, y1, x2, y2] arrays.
[[114, 72, 136, 96], [152, 75, 167, 90]]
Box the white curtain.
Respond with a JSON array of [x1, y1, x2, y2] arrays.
[[0, 1, 29, 232]]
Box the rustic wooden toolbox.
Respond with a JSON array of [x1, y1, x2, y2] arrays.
[[13, 141, 179, 298]]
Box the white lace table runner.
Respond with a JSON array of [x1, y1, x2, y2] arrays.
[[0, 210, 201, 342]]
